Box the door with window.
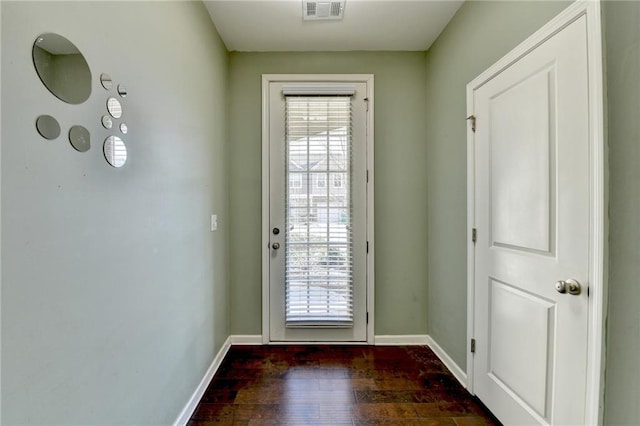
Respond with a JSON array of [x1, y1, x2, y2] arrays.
[[264, 78, 371, 342]]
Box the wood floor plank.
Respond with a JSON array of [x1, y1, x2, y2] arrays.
[[353, 402, 419, 419]]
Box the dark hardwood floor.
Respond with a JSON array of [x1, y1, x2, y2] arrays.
[[188, 345, 498, 425]]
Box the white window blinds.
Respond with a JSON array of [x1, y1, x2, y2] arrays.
[[285, 96, 353, 327]]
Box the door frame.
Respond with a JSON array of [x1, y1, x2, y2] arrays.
[[261, 74, 375, 344], [465, 1, 605, 423]]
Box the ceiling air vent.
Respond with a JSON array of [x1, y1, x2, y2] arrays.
[[303, 1, 345, 21]]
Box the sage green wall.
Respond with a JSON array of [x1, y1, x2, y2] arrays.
[[1, 1, 229, 424], [602, 1, 640, 423], [424, 1, 570, 369], [228, 52, 429, 335]]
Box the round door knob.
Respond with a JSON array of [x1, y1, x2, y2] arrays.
[[272, 242, 280, 250], [565, 278, 581, 295], [555, 278, 581, 295]]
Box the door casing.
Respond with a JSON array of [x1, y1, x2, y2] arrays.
[[466, 1, 605, 423], [261, 74, 375, 344]]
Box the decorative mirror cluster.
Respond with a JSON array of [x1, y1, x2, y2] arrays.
[[100, 73, 129, 168], [32, 33, 130, 169]]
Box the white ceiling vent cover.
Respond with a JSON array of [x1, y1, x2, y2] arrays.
[[303, 1, 345, 21]]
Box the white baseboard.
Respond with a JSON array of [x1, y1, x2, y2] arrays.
[[425, 335, 468, 388], [374, 334, 429, 345], [230, 335, 263, 345], [173, 336, 232, 426]]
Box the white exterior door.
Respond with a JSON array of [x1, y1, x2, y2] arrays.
[[470, 15, 591, 425], [265, 79, 371, 342]]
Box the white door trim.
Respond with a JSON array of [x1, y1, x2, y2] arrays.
[[465, 1, 605, 424], [261, 74, 375, 345]]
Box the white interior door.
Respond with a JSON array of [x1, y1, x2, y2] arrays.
[[266, 80, 369, 342], [470, 15, 590, 424]]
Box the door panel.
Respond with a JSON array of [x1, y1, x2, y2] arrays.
[[489, 66, 554, 254], [489, 280, 555, 417], [472, 15, 589, 425]]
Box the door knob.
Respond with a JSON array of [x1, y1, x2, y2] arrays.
[[272, 242, 280, 250], [555, 278, 581, 295]]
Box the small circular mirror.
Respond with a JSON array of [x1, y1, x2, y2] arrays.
[[117, 84, 128, 98], [120, 123, 128, 134], [107, 97, 122, 119], [32, 33, 91, 104], [35, 115, 61, 140], [100, 73, 113, 90], [101, 115, 113, 129], [104, 136, 127, 168], [69, 125, 91, 152]]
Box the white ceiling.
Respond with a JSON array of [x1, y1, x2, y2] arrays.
[[203, 0, 464, 52]]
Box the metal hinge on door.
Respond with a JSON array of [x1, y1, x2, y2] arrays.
[[364, 97, 369, 112], [470, 338, 476, 353], [472, 228, 477, 244], [467, 115, 476, 133], [366, 312, 369, 324]]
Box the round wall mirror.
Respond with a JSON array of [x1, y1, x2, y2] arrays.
[[101, 115, 113, 129], [35, 115, 61, 140], [120, 123, 128, 134], [100, 73, 113, 90], [69, 125, 91, 152], [32, 33, 91, 104], [104, 136, 127, 168], [117, 84, 128, 98], [107, 97, 122, 118]]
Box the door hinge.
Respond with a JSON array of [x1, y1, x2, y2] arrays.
[[366, 312, 369, 324], [467, 115, 476, 133], [366, 241, 369, 253], [366, 170, 369, 183], [364, 97, 369, 112], [472, 228, 477, 244], [470, 338, 476, 353]]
